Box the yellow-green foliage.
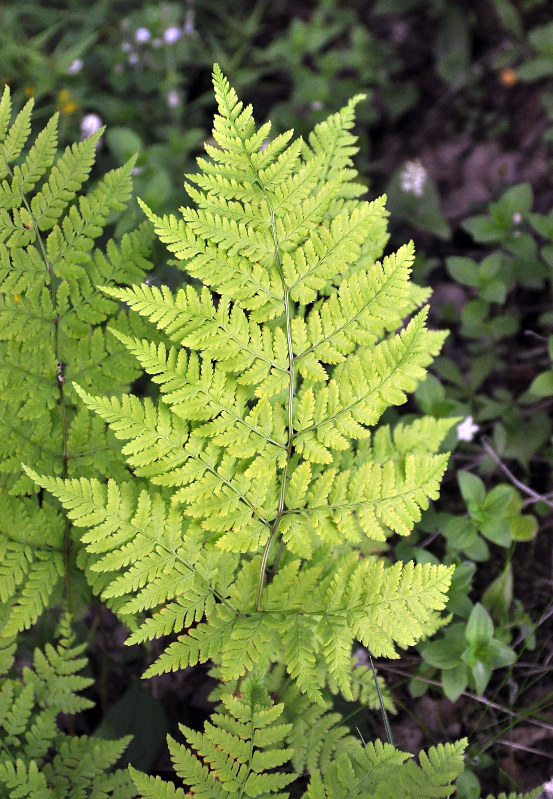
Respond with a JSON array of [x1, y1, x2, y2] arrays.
[[0, 86, 154, 637], [30, 65, 454, 698], [0, 616, 134, 797], [11, 67, 538, 798]]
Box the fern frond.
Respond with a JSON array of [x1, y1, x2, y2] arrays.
[[0, 94, 33, 173], [305, 739, 466, 799], [0, 98, 153, 632], [24, 69, 464, 794], [102, 282, 290, 393], [31, 129, 101, 230], [132, 674, 295, 799], [0, 617, 134, 797]]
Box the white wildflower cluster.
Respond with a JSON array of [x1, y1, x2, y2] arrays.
[[135, 27, 151, 44], [67, 58, 83, 75], [80, 113, 102, 140], [400, 159, 427, 197], [119, 21, 188, 67], [164, 27, 181, 44], [457, 416, 479, 442], [167, 89, 180, 108], [512, 211, 522, 237]]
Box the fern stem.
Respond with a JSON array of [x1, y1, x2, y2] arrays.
[[10, 168, 74, 616], [256, 211, 295, 611], [367, 651, 395, 747]]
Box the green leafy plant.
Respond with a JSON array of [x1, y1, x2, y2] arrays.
[[0, 61, 545, 798], [29, 63, 455, 701], [0, 86, 154, 636], [0, 615, 135, 797]]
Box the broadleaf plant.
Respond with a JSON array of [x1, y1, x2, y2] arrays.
[[6, 66, 540, 797]]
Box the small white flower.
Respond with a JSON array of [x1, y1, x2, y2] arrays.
[[128, 53, 140, 66], [457, 416, 480, 442], [311, 100, 324, 111], [167, 89, 180, 108], [400, 159, 427, 197], [152, 38, 162, 48], [67, 58, 83, 75], [131, 166, 144, 176], [512, 211, 522, 225], [121, 41, 133, 53], [135, 27, 151, 44], [543, 776, 553, 798], [163, 26, 182, 44], [80, 113, 103, 140]]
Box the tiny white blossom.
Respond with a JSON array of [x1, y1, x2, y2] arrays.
[[67, 58, 83, 75], [543, 776, 553, 798], [152, 38, 162, 48], [400, 159, 427, 197], [135, 27, 151, 43], [457, 416, 480, 442], [167, 88, 180, 108], [128, 53, 140, 66], [131, 166, 144, 176], [121, 41, 133, 53], [512, 212, 522, 225], [311, 100, 324, 111], [80, 113, 103, 140], [164, 26, 182, 44]]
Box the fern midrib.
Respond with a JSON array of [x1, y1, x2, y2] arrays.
[[0, 412, 62, 460], [0, 524, 62, 552], [217, 98, 298, 614], [295, 262, 404, 362], [92, 508, 242, 617], [287, 209, 368, 293], [183, 445, 270, 527], [296, 322, 425, 437], [237, 696, 257, 799], [255, 210, 295, 612], [284, 468, 444, 514], [188, 378, 286, 450], [7, 163, 73, 613], [212, 316, 287, 374]]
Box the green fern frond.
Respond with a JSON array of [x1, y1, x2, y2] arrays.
[[0, 616, 134, 798], [305, 739, 466, 799], [132, 673, 295, 799], [25, 67, 464, 791], [0, 93, 154, 633]]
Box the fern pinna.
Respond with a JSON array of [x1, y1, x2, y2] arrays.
[[28, 66, 473, 794], [0, 87, 153, 636]]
